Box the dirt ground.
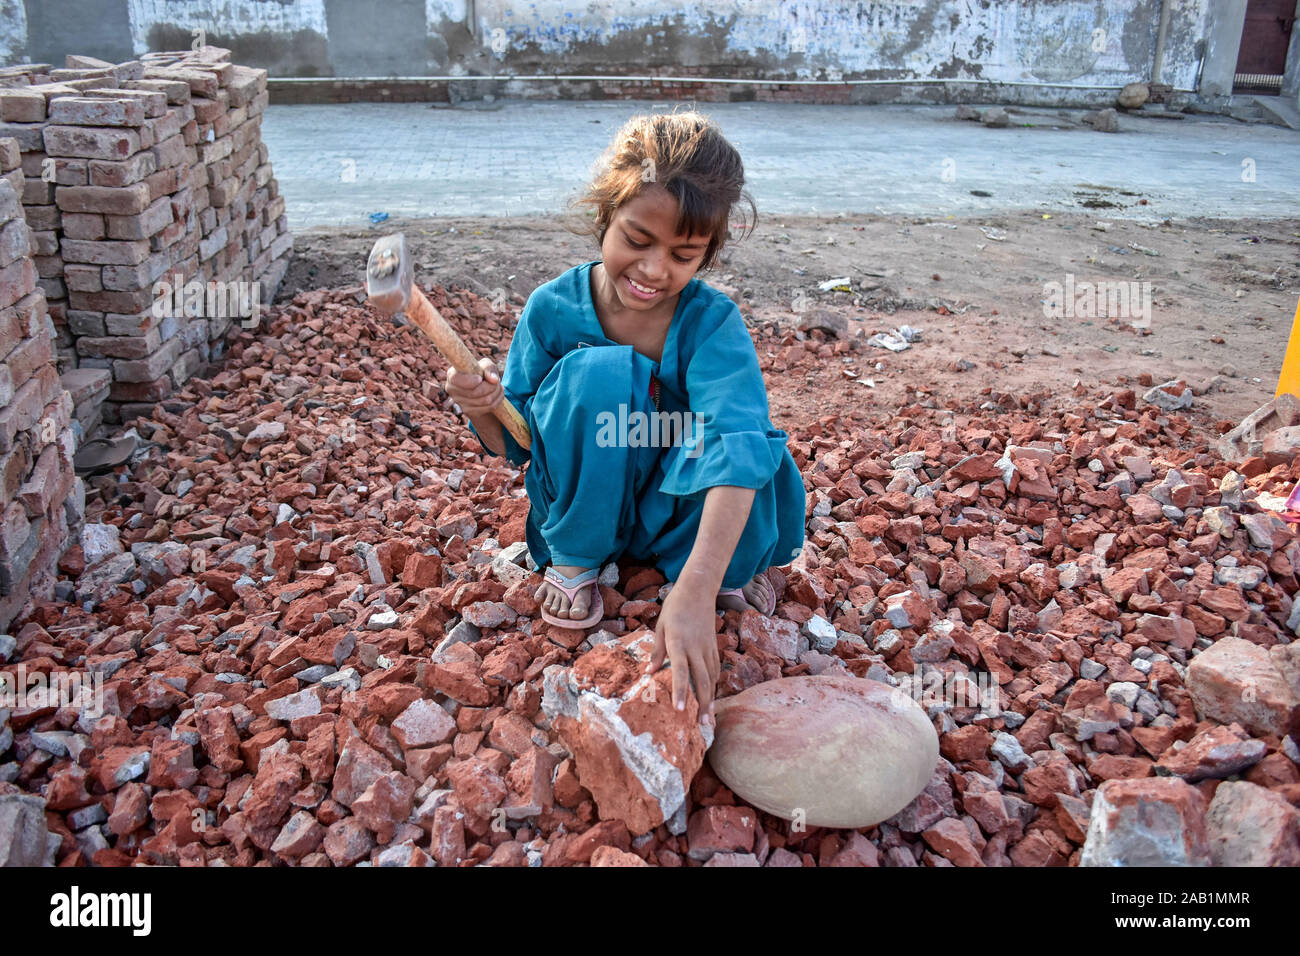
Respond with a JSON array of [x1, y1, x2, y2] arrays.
[[280, 210, 1300, 434]]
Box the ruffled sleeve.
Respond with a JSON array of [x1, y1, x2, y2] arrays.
[[657, 302, 787, 499], [467, 288, 560, 467]]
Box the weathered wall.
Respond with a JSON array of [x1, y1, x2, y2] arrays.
[[3, 1, 1216, 96], [1201, 0, 1247, 97]]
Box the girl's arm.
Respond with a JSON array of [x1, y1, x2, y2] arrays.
[[466, 406, 508, 459], [678, 484, 756, 597], [649, 300, 791, 714], [457, 289, 560, 465], [650, 483, 755, 716], [446, 358, 509, 458]]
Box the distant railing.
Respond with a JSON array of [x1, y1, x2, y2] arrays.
[[1234, 72, 1284, 92]]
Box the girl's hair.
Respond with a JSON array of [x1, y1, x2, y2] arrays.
[[568, 109, 757, 272]]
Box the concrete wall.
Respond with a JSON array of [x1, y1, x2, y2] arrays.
[[3, 0, 1219, 96], [1200, 0, 1247, 97], [1282, 0, 1300, 98]]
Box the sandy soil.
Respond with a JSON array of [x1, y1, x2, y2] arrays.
[[280, 210, 1300, 433]]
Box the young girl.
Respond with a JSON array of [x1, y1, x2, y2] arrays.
[[445, 111, 806, 715]]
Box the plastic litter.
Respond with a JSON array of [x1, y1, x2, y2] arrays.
[[868, 331, 911, 352]]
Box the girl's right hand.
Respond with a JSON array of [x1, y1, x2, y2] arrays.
[[446, 357, 504, 418]]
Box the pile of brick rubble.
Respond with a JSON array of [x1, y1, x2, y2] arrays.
[[0, 284, 1296, 867]]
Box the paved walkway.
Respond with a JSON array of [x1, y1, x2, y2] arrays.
[[261, 101, 1300, 229]]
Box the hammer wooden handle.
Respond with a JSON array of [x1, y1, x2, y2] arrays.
[[405, 286, 533, 451]]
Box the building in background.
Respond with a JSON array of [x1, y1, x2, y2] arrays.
[[1, 2, 1297, 118]]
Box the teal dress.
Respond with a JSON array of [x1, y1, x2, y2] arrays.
[[469, 261, 805, 590]]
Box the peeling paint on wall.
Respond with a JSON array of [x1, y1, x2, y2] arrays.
[[472, 0, 732, 55], [1161, 0, 1214, 84], [127, 0, 330, 76], [720, 0, 1200, 86], [126, 0, 329, 55], [427, 0, 469, 26], [465, 0, 1206, 88], [7, 0, 1213, 93]]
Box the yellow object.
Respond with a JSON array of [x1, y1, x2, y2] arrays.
[[1277, 296, 1300, 400]]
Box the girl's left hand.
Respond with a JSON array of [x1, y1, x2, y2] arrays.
[[649, 581, 720, 716]]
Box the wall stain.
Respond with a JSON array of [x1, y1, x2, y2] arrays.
[[1024, 1, 1106, 83], [325, 0, 429, 77], [491, 15, 742, 74], [1119, 0, 1160, 73], [25, 0, 133, 65], [147, 23, 330, 77], [428, 15, 486, 72]]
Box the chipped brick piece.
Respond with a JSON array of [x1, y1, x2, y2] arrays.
[[1205, 781, 1300, 866], [1080, 778, 1210, 866], [1186, 637, 1299, 738], [542, 631, 711, 835]]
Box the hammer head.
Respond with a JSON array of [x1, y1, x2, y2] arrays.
[[365, 233, 413, 315]]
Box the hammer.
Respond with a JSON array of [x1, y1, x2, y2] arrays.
[[365, 233, 531, 450]]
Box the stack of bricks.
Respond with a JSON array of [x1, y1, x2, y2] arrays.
[[0, 138, 82, 628], [0, 49, 292, 430]]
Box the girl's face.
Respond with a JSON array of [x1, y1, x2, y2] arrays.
[[599, 186, 712, 315]]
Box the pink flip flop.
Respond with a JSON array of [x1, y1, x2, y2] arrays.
[[718, 575, 776, 616], [539, 566, 604, 629]]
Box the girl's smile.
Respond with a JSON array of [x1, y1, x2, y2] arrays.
[[593, 185, 711, 322], [624, 275, 661, 300]]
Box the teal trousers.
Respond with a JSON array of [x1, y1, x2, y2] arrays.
[[519, 344, 806, 589]]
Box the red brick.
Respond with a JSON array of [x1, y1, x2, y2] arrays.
[[43, 126, 141, 160], [55, 182, 151, 215]]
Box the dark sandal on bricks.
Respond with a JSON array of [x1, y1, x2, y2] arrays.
[[73, 435, 138, 477], [539, 566, 604, 629]]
